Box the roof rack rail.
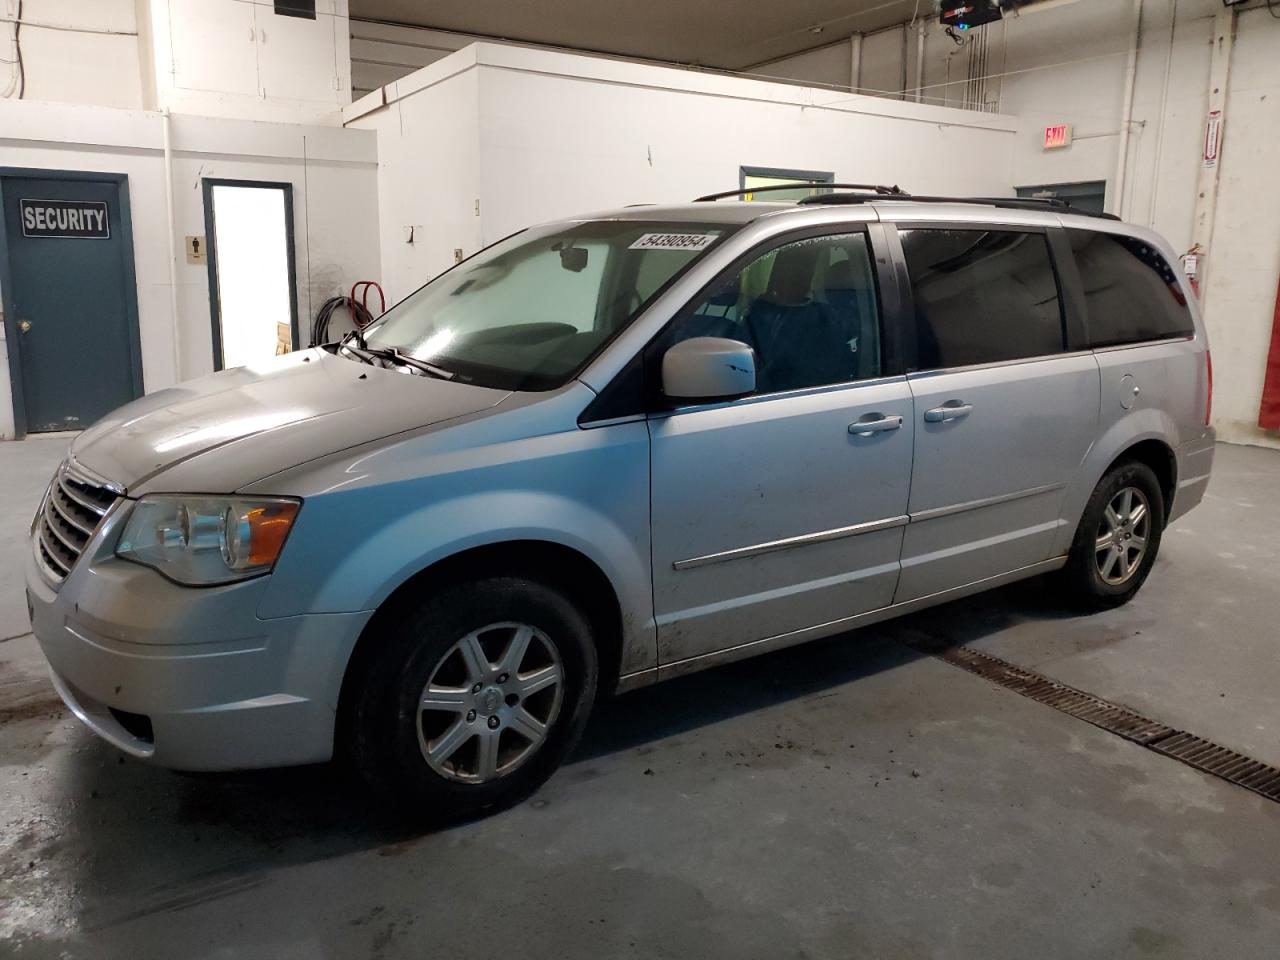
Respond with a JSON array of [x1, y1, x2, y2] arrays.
[[797, 191, 1121, 220], [693, 183, 905, 203]]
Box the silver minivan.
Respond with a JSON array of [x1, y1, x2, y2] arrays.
[[26, 188, 1215, 819]]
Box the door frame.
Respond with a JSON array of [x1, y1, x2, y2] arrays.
[[0, 168, 144, 440], [201, 178, 300, 371], [1015, 180, 1108, 215], [738, 165, 835, 200]]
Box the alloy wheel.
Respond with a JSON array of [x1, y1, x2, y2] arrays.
[[417, 622, 564, 784], [1094, 486, 1151, 586]]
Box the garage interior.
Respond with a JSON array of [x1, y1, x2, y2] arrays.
[[3, 0, 1280, 956]]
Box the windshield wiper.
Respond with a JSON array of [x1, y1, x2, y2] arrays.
[[338, 335, 380, 366], [361, 344, 457, 380]]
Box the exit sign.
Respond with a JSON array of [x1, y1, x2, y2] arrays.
[[1043, 124, 1072, 149]]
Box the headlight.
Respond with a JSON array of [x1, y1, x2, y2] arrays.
[[115, 496, 301, 586]]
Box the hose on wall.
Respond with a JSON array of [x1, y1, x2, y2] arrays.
[[310, 295, 375, 347]]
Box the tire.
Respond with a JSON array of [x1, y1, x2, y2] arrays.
[[1059, 460, 1165, 610], [346, 576, 598, 823]]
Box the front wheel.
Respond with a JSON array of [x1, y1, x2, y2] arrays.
[[346, 576, 598, 822], [1058, 460, 1165, 610]]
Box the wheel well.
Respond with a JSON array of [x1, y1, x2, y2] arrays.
[[336, 541, 625, 748], [1110, 439, 1176, 520]]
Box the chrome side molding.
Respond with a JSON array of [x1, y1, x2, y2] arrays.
[[908, 481, 1065, 523], [673, 481, 1065, 571], [672, 515, 909, 571]]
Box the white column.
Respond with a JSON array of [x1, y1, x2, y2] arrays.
[[850, 33, 863, 95], [914, 21, 926, 103], [1110, 0, 1142, 218], [1189, 3, 1236, 293]]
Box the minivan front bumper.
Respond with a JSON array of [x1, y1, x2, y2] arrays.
[[26, 524, 372, 771]]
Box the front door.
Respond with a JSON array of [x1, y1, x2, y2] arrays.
[[1, 173, 142, 435], [648, 229, 914, 666], [890, 224, 1100, 601]]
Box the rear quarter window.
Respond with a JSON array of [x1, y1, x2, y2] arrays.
[[1068, 229, 1195, 347]]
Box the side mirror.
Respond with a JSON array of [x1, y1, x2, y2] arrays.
[[661, 337, 756, 402]]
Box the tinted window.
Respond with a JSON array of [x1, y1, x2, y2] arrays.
[[900, 229, 1064, 370], [1068, 229, 1194, 347], [667, 233, 881, 395]]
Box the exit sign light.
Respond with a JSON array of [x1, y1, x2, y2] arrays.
[[1043, 123, 1072, 149]]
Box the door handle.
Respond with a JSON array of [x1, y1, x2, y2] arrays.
[[849, 414, 903, 436], [18, 320, 31, 334], [924, 401, 973, 423]]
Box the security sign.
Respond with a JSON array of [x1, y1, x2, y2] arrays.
[[20, 199, 110, 239]]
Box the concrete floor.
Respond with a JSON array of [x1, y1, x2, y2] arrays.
[[3, 437, 1280, 958]]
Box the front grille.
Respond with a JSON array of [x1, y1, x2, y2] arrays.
[[34, 462, 121, 584]]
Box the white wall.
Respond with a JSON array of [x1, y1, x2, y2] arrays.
[[355, 60, 482, 304], [349, 43, 1018, 301], [999, 2, 1202, 227], [861, 26, 910, 100], [747, 0, 1224, 231], [995, 1, 1280, 448], [1199, 7, 1280, 447], [752, 40, 853, 92], [1, 0, 146, 108], [3, 0, 352, 123], [347, 18, 701, 102], [745, 0, 1280, 447], [147, 0, 353, 124], [0, 99, 381, 439]]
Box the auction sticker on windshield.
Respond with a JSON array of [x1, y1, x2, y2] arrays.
[[629, 233, 718, 251]]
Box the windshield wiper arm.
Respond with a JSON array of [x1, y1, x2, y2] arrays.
[[362, 345, 457, 380], [337, 333, 456, 380], [340, 326, 369, 351], [338, 336, 380, 366]]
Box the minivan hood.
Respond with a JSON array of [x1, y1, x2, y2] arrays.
[[71, 349, 510, 492]]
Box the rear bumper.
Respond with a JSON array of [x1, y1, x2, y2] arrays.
[[27, 541, 372, 771], [1169, 431, 1216, 523]]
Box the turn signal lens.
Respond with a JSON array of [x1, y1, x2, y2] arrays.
[[244, 502, 299, 567]]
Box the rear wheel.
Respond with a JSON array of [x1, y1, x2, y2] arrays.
[[1059, 460, 1165, 609], [347, 576, 597, 822]]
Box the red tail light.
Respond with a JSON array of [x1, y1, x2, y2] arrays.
[[1205, 350, 1213, 426]]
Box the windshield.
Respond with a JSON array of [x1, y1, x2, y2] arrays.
[[359, 220, 737, 390]]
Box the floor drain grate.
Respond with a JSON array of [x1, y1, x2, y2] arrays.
[[915, 642, 1280, 804], [1151, 733, 1280, 802]]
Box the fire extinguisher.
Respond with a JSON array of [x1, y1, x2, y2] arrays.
[[1181, 243, 1204, 299]]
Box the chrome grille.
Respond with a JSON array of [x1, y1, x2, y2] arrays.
[[33, 461, 121, 584]]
